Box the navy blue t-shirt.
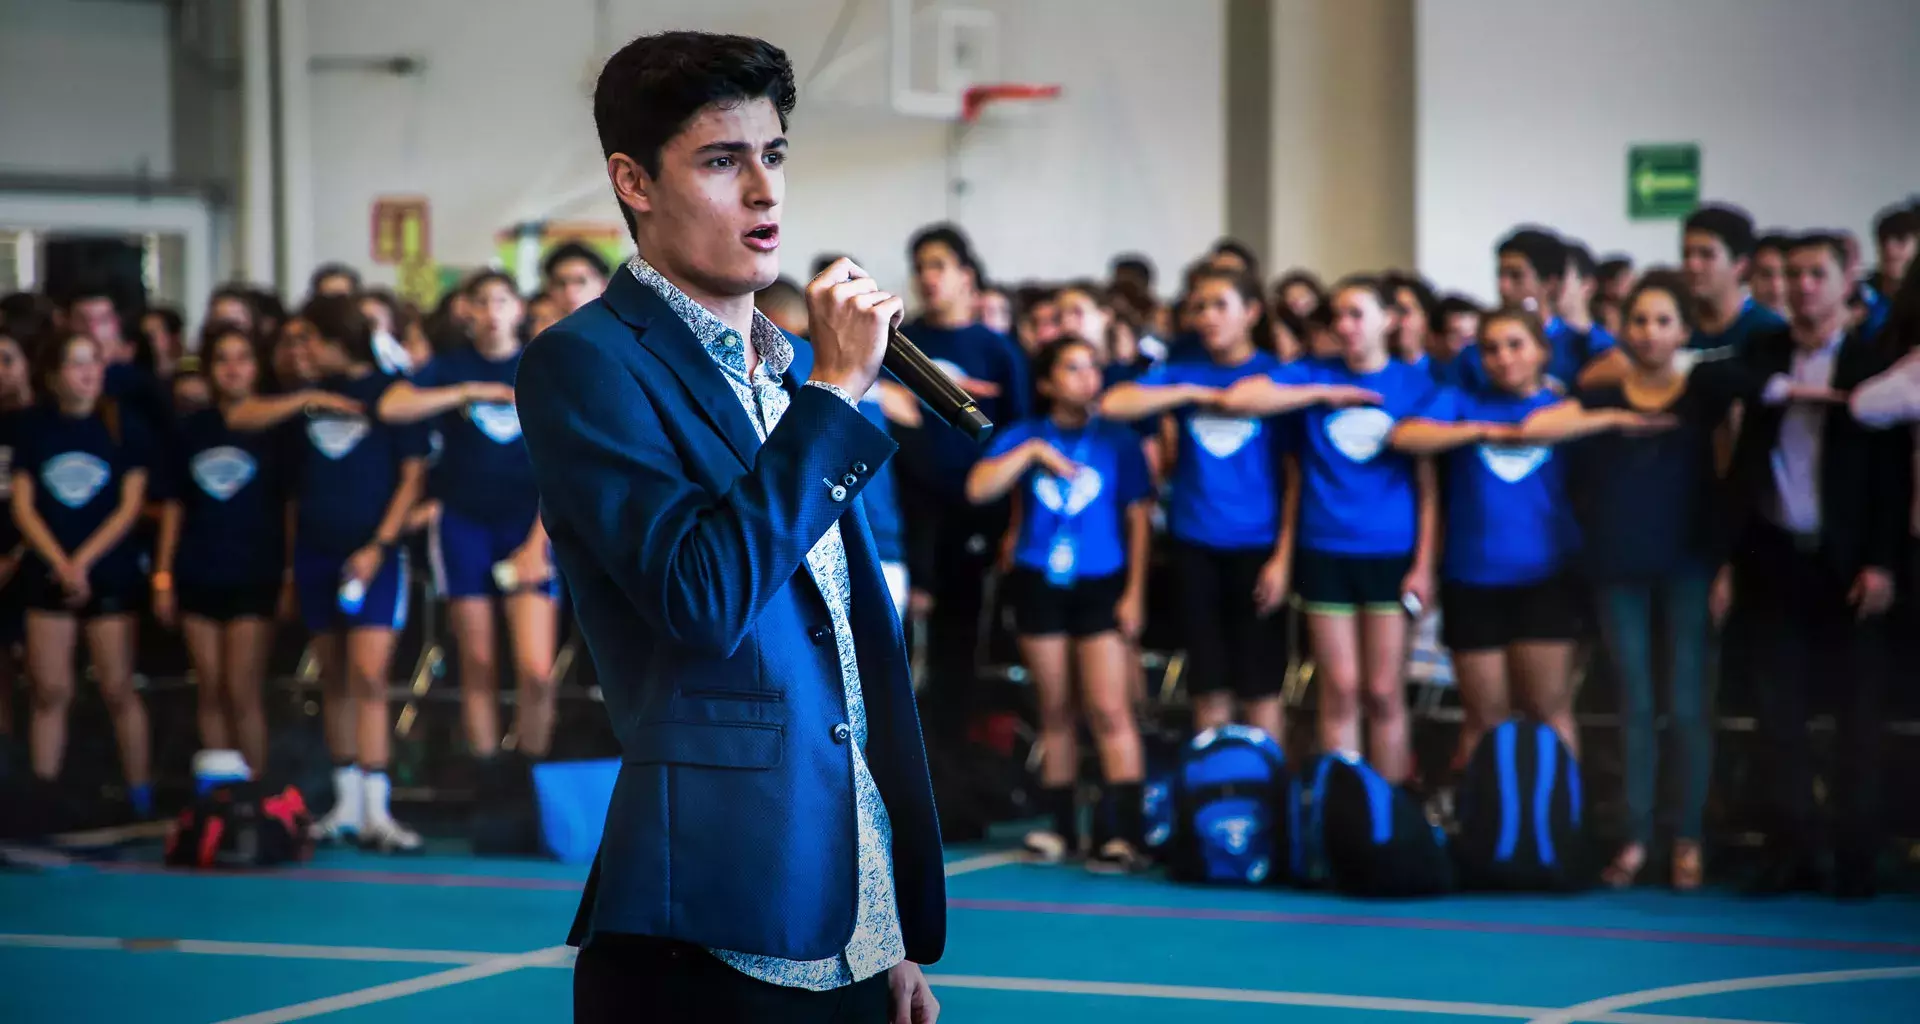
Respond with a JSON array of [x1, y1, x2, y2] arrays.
[[986, 416, 1151, 579], [1689, 298, 1788, 356], [1413, 388, 1577, 586], [409, 346, 536, 527], [1269, 357, 1440, 557], [856, 390, 905, 564], [167, 408, 291, 588], [12, 404, 152, 578], [291, 372, 431, 557], [1138, 351, 1288, 550], [895, 320, 1030, 497]]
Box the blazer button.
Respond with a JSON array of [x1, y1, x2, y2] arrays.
[[843, 473, 858, 486], [852, 461, 868, 474], [832, 723, 851, 744], [830, 485, 848, 502]]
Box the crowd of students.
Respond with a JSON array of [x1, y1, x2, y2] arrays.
[[0, 197, 1915, 895]]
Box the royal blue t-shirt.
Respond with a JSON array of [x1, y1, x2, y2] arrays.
[[986, 417, 1151, 579], [1268, 357, 1439, 557], [1455, 317, 1614, 394], [291, 372, 431, 557], [1137, 351, 1288, 550], [409, 346, 536, 527], [895, 320, 1030, 498], [1413, 388, 1578, 586], [166, 408, 291, 588], [1689, 297, 1787, 356], [856, 391, 905, 565], [12, 404, 152, 579]]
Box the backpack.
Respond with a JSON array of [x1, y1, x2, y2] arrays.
[[1291, 753, 1453, 897], [1139, 729, 1185, 861], [1454, 719, 1590, 891], [165, 782, 314, 869], [1168, 725, 1289, 885]]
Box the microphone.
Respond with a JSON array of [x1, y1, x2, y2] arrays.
[[883, 326, 994, 444]]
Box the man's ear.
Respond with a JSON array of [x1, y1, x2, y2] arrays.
[[608, 153, 652, 218]]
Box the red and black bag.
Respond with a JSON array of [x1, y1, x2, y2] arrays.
[[165, 783, 315, 869]]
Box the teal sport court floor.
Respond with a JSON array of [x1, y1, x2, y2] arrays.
[[3, 837, 1917, 1022]]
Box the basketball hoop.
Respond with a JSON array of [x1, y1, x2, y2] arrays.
[[959, 82, 1062, 124]]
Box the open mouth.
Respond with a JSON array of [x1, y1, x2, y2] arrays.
[[745, 223, 780, 251]]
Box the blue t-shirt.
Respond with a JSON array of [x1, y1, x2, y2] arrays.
[[291, 372, 431, 557], [986, 417, 1151, 579], [1413, 388, 1578, 586], [410, 346, 537, 527], [1269, 357, 1439, 557], [895, 320, 1030, 498], [167, 408, 291, 588], [1455, 317, 1614, 394], [12, 404, 152, 578], [1689, 298, 1787, 356], [1138, 351, 1288, 550], [856, 391, 905, 564]]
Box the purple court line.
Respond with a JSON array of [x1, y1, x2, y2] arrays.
[[947, 898, 1920, 958], [87, 862, 1920, 958]]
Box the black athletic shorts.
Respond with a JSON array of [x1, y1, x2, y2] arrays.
[[1170, 542, 1290, 700], [21, 572, 139, 620], [178, 581, 281, 623], [1004, 568, 1127, 638], [1440, 576, 1583, 652], [1295, 549, 1412, 615]]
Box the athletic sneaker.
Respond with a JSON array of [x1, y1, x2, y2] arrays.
[[1023, 829, 1071, 864], [358, 816, 424, 854], [1085, 838, 1150, 875], [309, 805, 362, 844]]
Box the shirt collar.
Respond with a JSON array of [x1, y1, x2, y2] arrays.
[[627, 254, 793, 379]]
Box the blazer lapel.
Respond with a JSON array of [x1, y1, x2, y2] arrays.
[[602, 270, 762, 469]]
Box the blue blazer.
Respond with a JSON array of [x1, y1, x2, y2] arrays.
[[515, 270, 946, 965]]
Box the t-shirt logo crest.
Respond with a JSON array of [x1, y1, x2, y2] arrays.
[[42, 452, 110, 509], [1326, 408, 1394, 463], [468, 402, 522, 444], [1189, 414, 1259, 458], [191, 446, 257, 501], [307, 415, 369, 460], [1033, 466, 1103, 516], [1477, 444, 1550, 484]]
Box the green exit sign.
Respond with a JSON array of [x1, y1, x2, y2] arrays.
[[1628, 143, 1701, 220]]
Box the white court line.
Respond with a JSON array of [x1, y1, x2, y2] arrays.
[[208, 944, 572, 1024], [943, 849, 1028, 876], [1524, 965, 1920, 1024], [925, 974, 1788, 1024]]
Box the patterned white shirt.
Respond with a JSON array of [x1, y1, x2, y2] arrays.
[[628, 256, 905, 991]]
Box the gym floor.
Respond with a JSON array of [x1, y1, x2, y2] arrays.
[[3, 833, 1916, 1023]]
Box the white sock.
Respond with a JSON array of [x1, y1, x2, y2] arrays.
[[331, 765, 365, 825], [362, 769, 392, 824]]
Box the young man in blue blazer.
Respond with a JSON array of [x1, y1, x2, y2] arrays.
[[516, 30, 944, 1023]]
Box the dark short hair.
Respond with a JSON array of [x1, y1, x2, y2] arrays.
[[1032, 334, 1099, 382], [1683, 203, 1757, 260], [1596, 257, 1633, 285], [1621, 270, 1698, 335], [145, 305, 184, 337], [594, 32, 796, 238], [1330, 274, 1395, 312], [1562, 239, 1598, 281], [909, 223, 987, 286], [1754, 231, 1795, 257], [1110, 254, 1154, 286], [1436, 293, 1483, 320], [301, 294, 375, 366], [1271, 269, 1327, 310], [1191, 266, 1263, 308], [309, 262, 362, 296], [1876, 205, 1920, 245], [1383, 272, 1439, 322], [1210, 238, 1260, 276], [1788, 231, 1850, 270], [1496, 228, 1566, 281], [542, 242, 611, 281], [463, 269, 521, 300]]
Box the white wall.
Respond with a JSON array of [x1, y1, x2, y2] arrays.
[[0, 0, 173, 176], [298, 0, 1224, 299], [1416, 0, 1920, 302]]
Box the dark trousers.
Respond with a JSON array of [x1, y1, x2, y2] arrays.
[[574, 934, 891, 1024], [1734, 525, 1888, 867], [903, 482, 1007, 741]]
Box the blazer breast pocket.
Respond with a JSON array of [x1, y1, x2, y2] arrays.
[[664, 633, 778, 700]]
